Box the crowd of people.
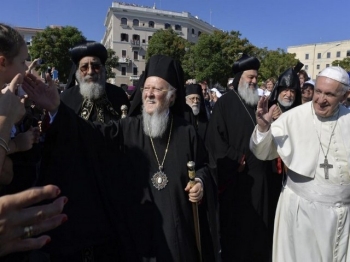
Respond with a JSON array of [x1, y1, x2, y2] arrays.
[[1, 22, 350, 262]]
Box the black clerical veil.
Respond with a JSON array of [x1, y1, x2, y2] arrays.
[[185, 84, 208, 122], [231, 54, 260, 90], [269, 61, 303, 109], [128, 55, 186, 117]]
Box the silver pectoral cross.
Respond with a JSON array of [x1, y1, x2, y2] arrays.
[[320, 157, 333, 179]]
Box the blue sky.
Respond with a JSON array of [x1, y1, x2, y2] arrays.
[[3, 0, 350, 50]]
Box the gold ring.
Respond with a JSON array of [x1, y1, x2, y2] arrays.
[[23, 225, 34, 238]]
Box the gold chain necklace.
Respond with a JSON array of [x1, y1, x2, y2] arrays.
[[311, 103, 339, 179], [148, 115, 173, 190]]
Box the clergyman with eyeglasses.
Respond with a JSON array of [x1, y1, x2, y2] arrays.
[[23, 54, 220, 261], [28, 41, 130, 260], [184, 83, 209, 141]]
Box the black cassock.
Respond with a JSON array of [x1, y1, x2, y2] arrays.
[[206, 91, 278, 262], [41, 103, 219, 262]]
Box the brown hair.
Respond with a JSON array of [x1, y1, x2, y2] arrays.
[[0, 23, 25, 62]]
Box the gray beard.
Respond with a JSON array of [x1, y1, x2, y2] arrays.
[[237, 82, 259, 106], [191, 105, 200, 116], [142, 107, 169, 138], [76, 71, 106, 100], [278, 97, 294, 108]]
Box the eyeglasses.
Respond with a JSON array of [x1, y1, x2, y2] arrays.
[[79, 63, 102, 73], [141, 86, 170, 94], [187, 96, 200, 102]]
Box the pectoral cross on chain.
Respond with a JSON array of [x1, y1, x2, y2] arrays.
[[320, 157, 333, 179]]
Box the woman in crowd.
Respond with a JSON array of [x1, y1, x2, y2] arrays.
[[0, 23, 67, 256]]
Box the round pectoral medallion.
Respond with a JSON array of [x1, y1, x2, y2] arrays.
[[151, 171, 168, 190]]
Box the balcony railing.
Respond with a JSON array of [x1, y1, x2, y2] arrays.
[[118, 57, 130, 64]]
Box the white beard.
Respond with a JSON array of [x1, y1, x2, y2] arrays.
[[76, 70, 106, 100], [278, 97, 294, 108], [191, 104, 200, 116], [237, 81, 259, 106], [142, 107, 169, 138]]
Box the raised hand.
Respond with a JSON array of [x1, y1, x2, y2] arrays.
[[256, 96, 276, 132], [0, 74, 25, 124], [22, 73, 60, 114]]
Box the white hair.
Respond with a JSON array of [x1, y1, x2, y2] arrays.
[[75, 68, 106, 100], [237, 81, 259, 106]]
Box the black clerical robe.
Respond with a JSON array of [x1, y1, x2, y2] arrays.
[[184, 105, 209, 142], [206, 91, 275, 262], [38, 83, 130, 260], [61, 82, 130, 122], [42, 103, 219, 262]]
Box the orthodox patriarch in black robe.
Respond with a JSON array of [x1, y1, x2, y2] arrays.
[[39, 55, 219, 261], [38, 41, 130, 261], [206, 54, 274, 261]]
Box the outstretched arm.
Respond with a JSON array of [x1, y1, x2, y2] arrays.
[[22, 73, 60, 115]]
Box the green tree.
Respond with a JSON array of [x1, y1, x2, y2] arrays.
[[146, 29, 188, 62], [189, 30, 255, 86], [29, 26, 86, 83], [258, 48, 298, 82], [105, 48, 119, 79], [332, 57, 350, 72]]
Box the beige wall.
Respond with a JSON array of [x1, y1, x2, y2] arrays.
[[288, 40, 350, 80]]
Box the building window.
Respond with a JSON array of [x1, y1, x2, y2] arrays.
[[133, 67, 138, 76], [149, 21, 154, 28], [133, 19, 139, 26], [132, 34, 140, 45], [326, 64, 330, 67], [305, 54, 309, 60], [175, 24, 181, 31], [121, 50, 127, 58], [305, 65, 308, 70], [142, 55, 146, 59], [317, 53, 321, 59], [198, 31, 202, 37], [121, 67, 126, 76], [133, 51, 138, 60], [120, 33, 129, 42], [121, 18, 127, 25], [347, 50, 350, 57], [316, 64, 320, 70], [148, 36, 152, 41], [142, 39, 146, 43], [337, 51, 341, 57], [191, 28, 195, 35], [326, 52, 331, 58], [164, 23, 171, 29]]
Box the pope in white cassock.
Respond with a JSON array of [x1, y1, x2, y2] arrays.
[[250, 66, 350, 262]]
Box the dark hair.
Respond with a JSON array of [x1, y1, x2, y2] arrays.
[[298, 70, 309, 81], [0, 23, 25, 62]]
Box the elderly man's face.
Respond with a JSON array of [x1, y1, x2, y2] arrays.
[[142, 76, 175, 115], [239, 70, 258, 90], [278, 87, 296, 107], [77, 56, 103, 83], [186, 94, 201, 115], [313, 76, 349, 118]]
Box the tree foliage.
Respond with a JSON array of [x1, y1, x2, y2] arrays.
[[183, 30, 256, 86], [105, 48, 119, 79], [29, 26, 86, 83], [146, 29, 187, 62], [332, 57, 350, 72], [258, 49, 298, 82]]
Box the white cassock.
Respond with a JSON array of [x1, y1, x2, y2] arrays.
[[250, 101, 350, 262]]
